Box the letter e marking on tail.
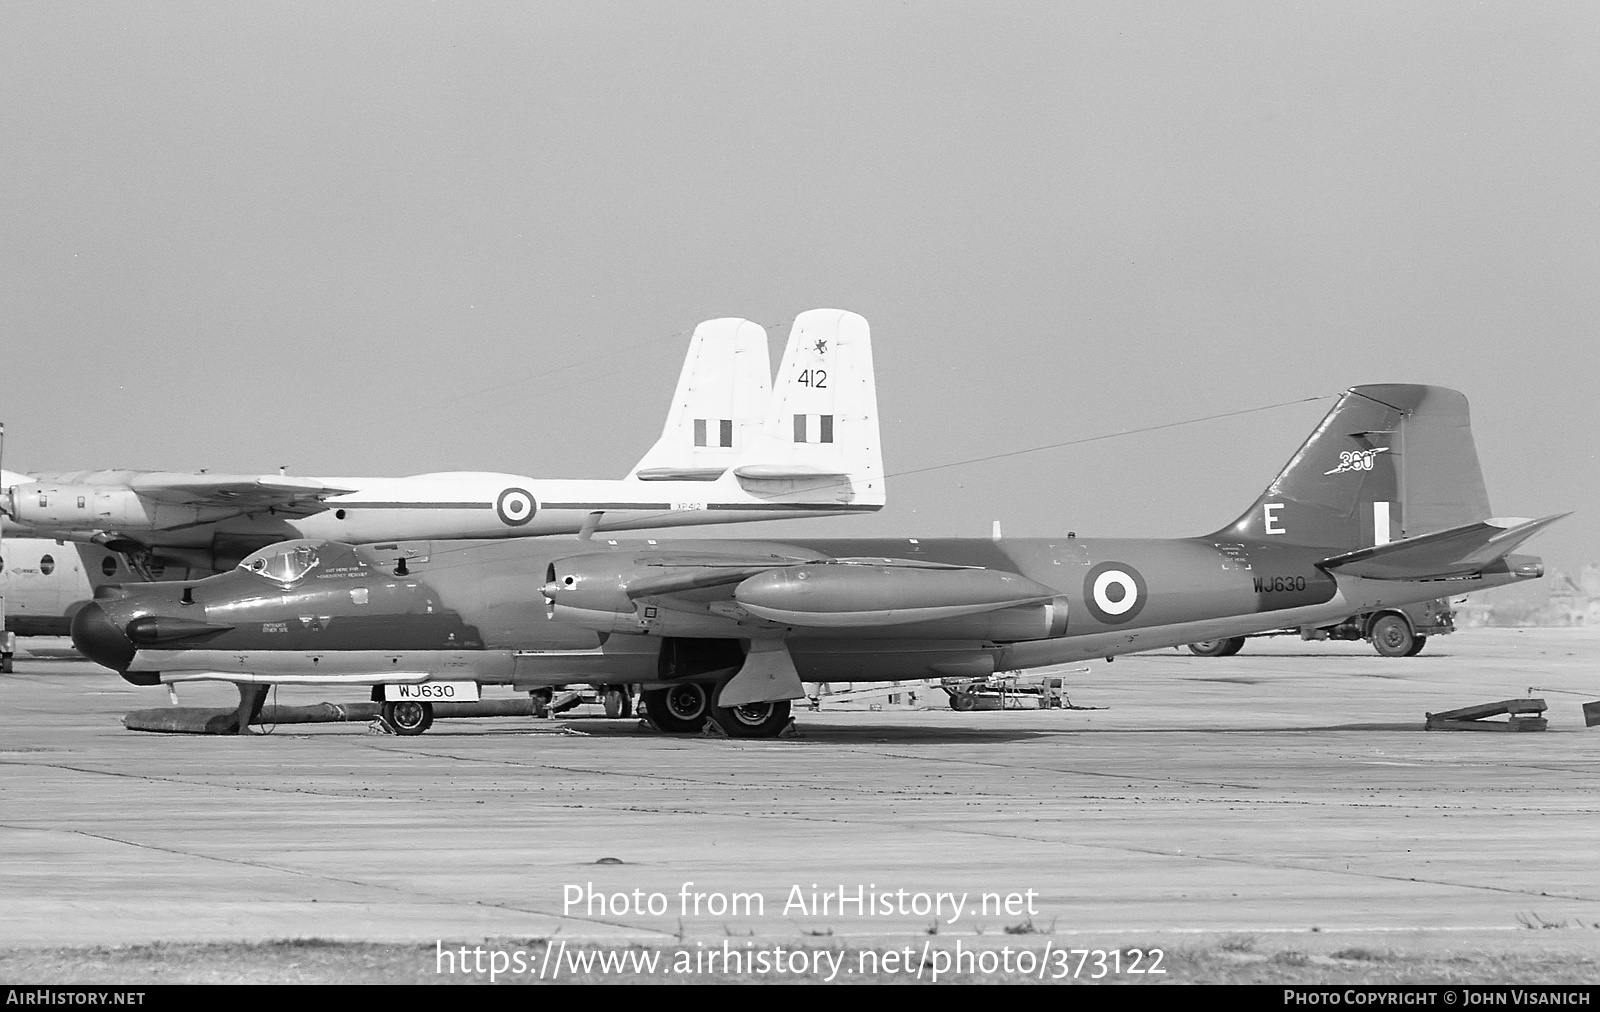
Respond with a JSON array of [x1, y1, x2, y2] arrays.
[[1263, 503, 1286, 535]]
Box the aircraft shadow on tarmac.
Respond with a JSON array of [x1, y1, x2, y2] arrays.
[[388, 717, 1435, 743], [596, 720, 1049, 746], [1176, 651, 1456, 659]]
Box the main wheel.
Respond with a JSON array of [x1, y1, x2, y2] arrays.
[[1403, 634, 1428, 657], [710, 699, 792, 739], [642, 683, 711, 733], [602, 686, 633, 719], [948, 690, 977, 712], [1189, 637, 1245, 657], [1369, 615, 1415, 657], [382, 700, 434, 735]]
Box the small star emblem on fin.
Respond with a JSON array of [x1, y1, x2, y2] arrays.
[[812, 339, 828, 354]]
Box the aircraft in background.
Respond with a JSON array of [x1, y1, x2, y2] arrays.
[[1, 539, 155, 636], [0, 538, 195, 670], [73, 384, 1562, 737], [2, 309, 883, 577]]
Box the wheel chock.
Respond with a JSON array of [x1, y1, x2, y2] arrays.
[[1583, 701, 1600, 728], [1425, 698, 1547, 731]]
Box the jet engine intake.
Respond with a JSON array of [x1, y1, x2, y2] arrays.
[[541, 555, 639, 629]]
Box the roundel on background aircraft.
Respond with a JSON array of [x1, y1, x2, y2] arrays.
[[496, 487, 537, 527], [1083, 561, 1147, 625]]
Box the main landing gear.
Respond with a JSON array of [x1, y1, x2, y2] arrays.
[[641, 683, 792, 739]]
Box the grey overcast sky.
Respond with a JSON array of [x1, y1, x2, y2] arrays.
[[2, 3, 1595, 575]]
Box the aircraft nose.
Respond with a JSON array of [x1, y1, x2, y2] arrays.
[[70, 602, 137, 673]]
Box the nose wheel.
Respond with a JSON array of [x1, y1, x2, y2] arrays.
[[382, 700, 434, 735]]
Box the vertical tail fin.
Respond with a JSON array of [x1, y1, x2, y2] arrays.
[[1217, 384, 1491, 549], [628, 318, 771, 481], [728, 308, 884, 507]]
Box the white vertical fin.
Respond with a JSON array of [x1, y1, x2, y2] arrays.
[[628, 318, 771, 481], [729, 309, 884, 507]]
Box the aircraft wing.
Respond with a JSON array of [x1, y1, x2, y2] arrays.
[[1316, 514, 1568, 581], [126, 473, 359, 517]]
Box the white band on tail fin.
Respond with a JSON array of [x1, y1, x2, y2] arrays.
[[628, 319, 771, 481], [729, 309, 884, 507]]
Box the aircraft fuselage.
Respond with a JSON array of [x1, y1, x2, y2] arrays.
[[74, 534, 1539, 690]]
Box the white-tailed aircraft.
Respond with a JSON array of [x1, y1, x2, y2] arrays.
[[1, 309, 884, 578]]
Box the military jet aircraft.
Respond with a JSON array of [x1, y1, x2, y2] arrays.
[[3, 309, 883, 576], [72, 384, 1560, 738]]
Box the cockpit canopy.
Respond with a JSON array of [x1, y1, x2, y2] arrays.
[[238, 540, 325, 584]]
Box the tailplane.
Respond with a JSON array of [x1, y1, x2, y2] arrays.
[[1218, 384, 1492, 550], [628, 318, 771, 481], [1318, 514, 1565, 581], [728, 308, 884, 507]]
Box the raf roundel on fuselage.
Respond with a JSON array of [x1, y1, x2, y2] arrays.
[[1082, 561, 1148, 625]]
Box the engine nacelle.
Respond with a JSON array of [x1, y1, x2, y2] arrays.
[[5, 483, 154, 531], [733, 564, 1064, 629], [542, 554, 643, 618], [542, 552, 801, 637]]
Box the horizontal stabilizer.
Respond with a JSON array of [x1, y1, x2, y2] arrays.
[[732, 464, 850, 482], [1318, 514, 1568, 580], [632, 467, 727, 482]]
